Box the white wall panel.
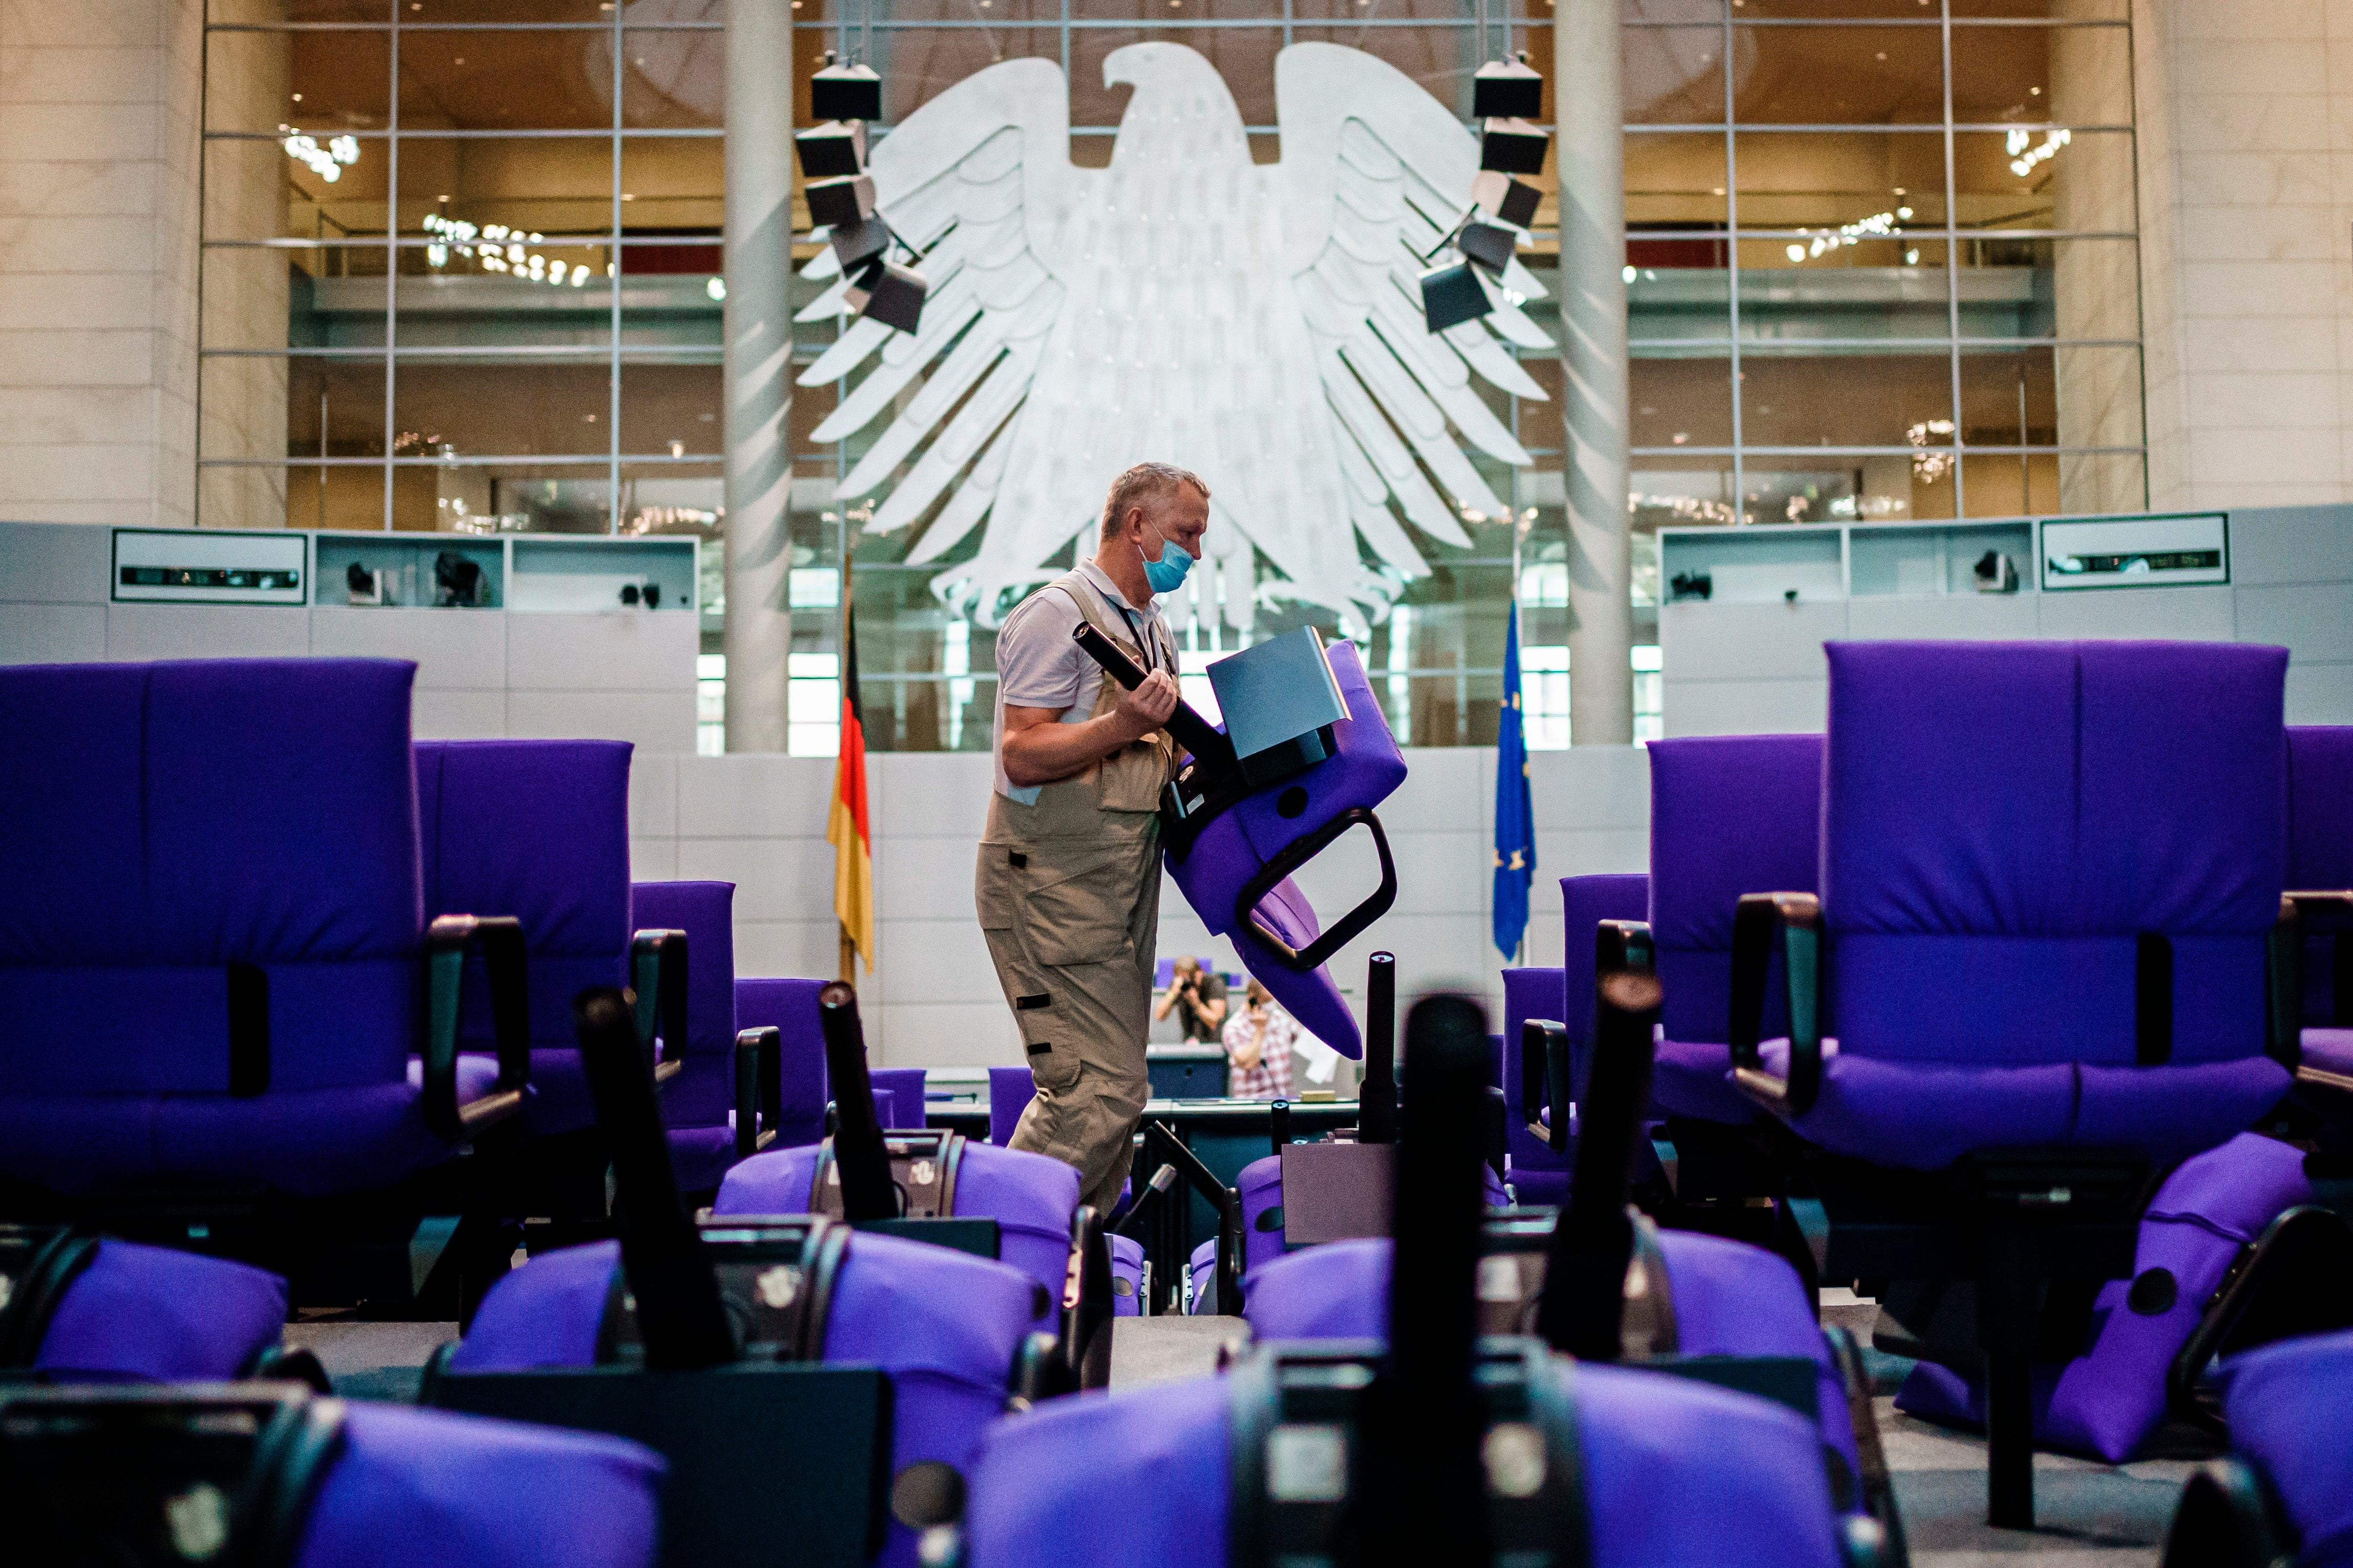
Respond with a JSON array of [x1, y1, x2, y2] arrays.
[[0, 519, 106, 603], [679, 835, 836, 923], [628, 753, 678, 839], [0, 602, 103, 663], [506, 691, 694, 753], [2235, 583, 2353, 662], [310, 606, 505, 690], [505, 610, 697, 693], [629, 838, 679, 882], [2229, 506, 2353, 585], [1659, 601, 1846, 682], [105, 603, 310, 660], [2285, 663, 2353, 724], [2035, 584, 2239, 640], [1845, 593, 2042, 641], [1665, 678, 1829, 737], [407, 687, 506, 739], [675, 753, 835, 838]]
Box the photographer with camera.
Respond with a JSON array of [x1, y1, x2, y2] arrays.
[[1153, 954, 1228, 1044]]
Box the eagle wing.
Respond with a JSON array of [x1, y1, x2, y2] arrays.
[[1272, 42, 1552, 580]]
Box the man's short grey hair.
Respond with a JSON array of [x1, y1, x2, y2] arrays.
[[1099, 461, 1208, 535]]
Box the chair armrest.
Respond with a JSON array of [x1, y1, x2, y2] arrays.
[[734, 1026, 781, 1159], [1519, 1019, 1571, 1154], [1595, 918, 1654, 980], [632, 928, 689, 1084], [1728, 892, 1824, 1116], [422, 913, 530, 1143]]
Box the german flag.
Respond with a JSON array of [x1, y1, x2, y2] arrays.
[[827, 595, 874, 976]]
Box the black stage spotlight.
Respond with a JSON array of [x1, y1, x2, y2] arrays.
[[1455, 220, 1517, 276], [1479, 117, 1550, 176], [794, 120, 868, 181], [810, 58, 883, 123], [848, 258, 928, 334], [807, 172, 878, 232], [1419, 260, 1491, 332], [829, 212, 894, 273], [1471, 170, 1542, 232], [1471, 56, 1544, 121]]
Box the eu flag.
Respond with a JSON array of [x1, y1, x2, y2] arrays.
[[1493, 601, 1536, 960]]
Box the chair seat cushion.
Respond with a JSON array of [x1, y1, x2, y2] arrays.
[[1110, 1233, 1145, 1317], [1653, 1036, 1758, 1126], [2219, 1328, 2353, 1568], [36, 1240, 288, 1381], [298, 1401, 663, 1568], [1756, 1039, 2289, 1171], [0, 1057, 503, 1198], [2302, 1026, 2353, 1079], [714, 1140, 1079, 1300], [668, 1122, 740, 1196], [965, 1359, 1843, 1568]]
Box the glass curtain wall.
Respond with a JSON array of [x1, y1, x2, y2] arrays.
[[1623, 0, 2144, 557]]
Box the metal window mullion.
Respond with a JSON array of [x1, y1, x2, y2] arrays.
[[1722, 0, 1741, 522], [610, 2, 623, 535], [384, 0, 399, 532], [1940, 0, 1964, 520]]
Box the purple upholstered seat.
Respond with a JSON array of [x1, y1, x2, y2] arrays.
[[965, 1358, 1844, 1568], [988, 1065, 1031, 1146], [1109, 1232, 1145, 1316], [1503, 961, 1577, 1204], [713, 1140, 1080, 1300], [734, 977, 829, 1148], [415, 739, 634, 1137], [452, 1230, 1033, 1568], [1227, 1153, 1509, 1273], [1649, 734, 1823, 1128], [1238, 1228, 1859, 1488], [631, 880, 739, 1192], [2286, 727, 2353, 1092], [1759, 643, 2293, 1169], [33, 1241, 288, 1382], [1162, 642, 1407, 1059], [872, 1067, 928, 1130], [0, 659, 486, 1198], [298, 1401, 662, 1568], [1896, 1131, 2316, 1463], [2216, 1327, 2353, 1568]]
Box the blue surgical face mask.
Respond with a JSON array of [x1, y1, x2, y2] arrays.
[[1141, 534, 1195, 595]]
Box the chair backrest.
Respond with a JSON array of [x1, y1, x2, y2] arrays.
[[2286, 725, 2353, 1024], [871, 1067, 926, 1130], [989, 1065, 1032, 1146], [630, 880, 737, 1127], [1163, 641, 1407, 1057], [1500, 965, 1568, 1177], [415, 739, 633, 1054], [1648, 734, 1823, 1049], [1823, 641, 2288, 1068], [1, 659, 423, 1098], [734, 977, 829, 1147]]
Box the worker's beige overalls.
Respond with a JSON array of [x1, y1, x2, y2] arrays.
[[976, 571, 1180, 1215]]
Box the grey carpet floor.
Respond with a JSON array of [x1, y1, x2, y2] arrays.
[[287, 1307, 2196, 1564]]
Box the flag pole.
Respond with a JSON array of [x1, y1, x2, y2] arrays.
[[839, 509, 860, 989]]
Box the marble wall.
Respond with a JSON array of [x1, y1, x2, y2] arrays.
[[0, 0, 202, 529]]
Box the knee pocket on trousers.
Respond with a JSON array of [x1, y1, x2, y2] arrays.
[[1009, 845, 1140, 968]]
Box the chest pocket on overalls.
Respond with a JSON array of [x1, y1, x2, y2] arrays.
[[1011, 840, 1137, 968]]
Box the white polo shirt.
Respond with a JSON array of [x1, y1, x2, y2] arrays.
[[990, 560, 1175, 804]]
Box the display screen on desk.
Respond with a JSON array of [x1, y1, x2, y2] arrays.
[[113, 529, 308, 606], [2041, 513, 2228, 591]]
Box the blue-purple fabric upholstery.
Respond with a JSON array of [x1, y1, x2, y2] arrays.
[[631, 879, 740, 1192], [1503, 962, 1577, 1205], [713, 1140, 1079, 1301], [33, 1241, 287, 1382], [415, 739, 633, 1137], [733, 977, 829, 1149], [1647, 734, 1823, 1128], [0, 659, 479, 1198], [1896, 1131, 2314, 1463], [2288, 726, 2353, 1027], [297, 1400, 662, 1568], [1762, 642, 2293, 1169], [872, 1068, 927, 1130], [1238, 1229, 1858, 1486], [988, 1066, 1031, 1147], [965, 1357, 1843, 1568], [2217, 1328, 2353, 1568], [1109, 1233, 1145, 1317], [451, 1230, 1031, 1568], [1162, 642, 1406, 1059]]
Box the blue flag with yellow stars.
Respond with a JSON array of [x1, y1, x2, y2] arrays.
[[1493, 601, 1536, 960]]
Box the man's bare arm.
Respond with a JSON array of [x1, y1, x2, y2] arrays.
[[1000, 669, 1180, 788]]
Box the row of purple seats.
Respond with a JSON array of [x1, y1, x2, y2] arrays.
[[965, 994, 1877, 1568]]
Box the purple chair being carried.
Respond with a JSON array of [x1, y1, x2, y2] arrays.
[[0, 660, 528, 1312], [430, 986, 1058, 1568], [966, 992, 1875, 1568], [1, 1381, 663, 1568], [2160, 1327, 2353, 1568], [1727, 641, 2300, 1529]]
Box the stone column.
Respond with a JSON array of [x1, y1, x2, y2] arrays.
[[2049, 0, 2143, 514], [722, 0, 795, 752], [1555, 0, 1633, 744]]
